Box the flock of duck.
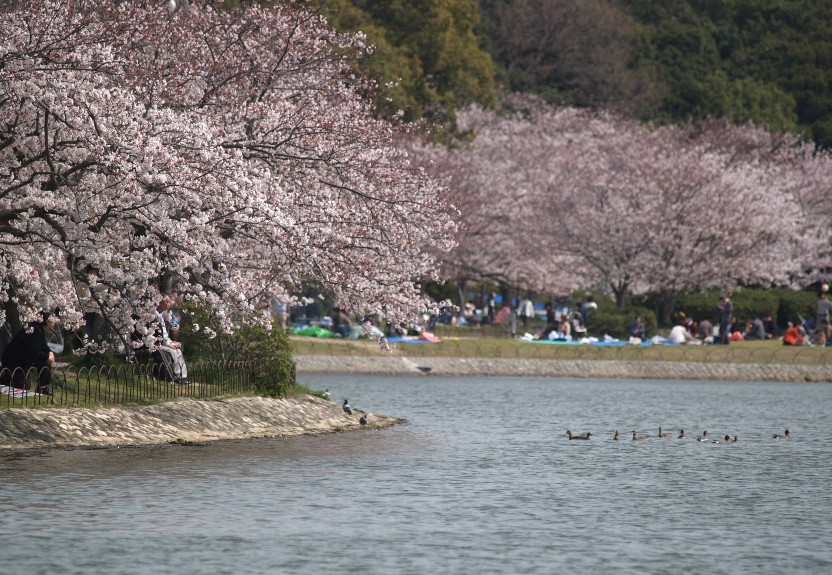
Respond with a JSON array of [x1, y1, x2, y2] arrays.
[[566, 427, 792, 443]]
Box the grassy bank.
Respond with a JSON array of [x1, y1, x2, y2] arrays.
[[291, 335, 832, 366]]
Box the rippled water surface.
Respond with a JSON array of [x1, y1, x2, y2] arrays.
[[2, 375, 831, 574]]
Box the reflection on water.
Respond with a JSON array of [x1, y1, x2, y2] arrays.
[[2, 375, 831, 574]]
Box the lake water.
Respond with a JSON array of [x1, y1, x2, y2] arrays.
[[1, 374, 831, 574]]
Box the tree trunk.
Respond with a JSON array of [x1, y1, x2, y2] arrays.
[[659, 291, 678, 327], [457, 278, 468, 315]]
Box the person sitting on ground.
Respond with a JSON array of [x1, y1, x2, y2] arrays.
[[783, 323, 806, 346], [152, 294, 188, 382], [697, 318, 713, 341], [331, 306, 354, 338], [667, 320, 693, 344], [816, 320, 832, 347], [0, 309, 57, 393], [536, 302, 560, 340], [678, 312, 697, 338], [558, 316, 571, 339], [627, 316, 646, 341], [762, 313, 776, 339], [744, 315, 767, 340]]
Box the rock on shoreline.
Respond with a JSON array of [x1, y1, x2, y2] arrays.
[[0, 395, 396, 451]]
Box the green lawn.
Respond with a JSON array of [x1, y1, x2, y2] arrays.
[[291, 332, 832, 366]]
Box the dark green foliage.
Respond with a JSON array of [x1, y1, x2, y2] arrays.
[[318, 0, 496, 123], [176, 303, 296, 397], [674, 288, 817, 330], [673, 289, 723, 326], [589, 306, 658, 339], [771, 288, 818, 329], [622, 0, 832, 147]]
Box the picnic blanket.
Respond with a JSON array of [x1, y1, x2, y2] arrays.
[[0, 385, 42, 398]]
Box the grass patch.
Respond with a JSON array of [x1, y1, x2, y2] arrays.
[[290, 335, 832, 365]]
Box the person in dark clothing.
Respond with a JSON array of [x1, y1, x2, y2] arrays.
[[762, 313, 776, 339], [716, 295, 733, 345], [627, 316, 646, 340], [0, 311, 56, 393]]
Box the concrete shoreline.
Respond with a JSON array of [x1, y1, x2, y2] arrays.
[[0, 395, 396, 451], [294, 355, 832, 383], [2, 355, 828, 451]]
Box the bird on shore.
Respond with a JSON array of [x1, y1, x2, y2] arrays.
[[359, 413, 368, 425], [342, 399, 352, 415], [678, 429, 687, 439], [658, 427, 672, 438], [632, 431, 649, 441], [697, 430, 709, 442], [773, 428, 791, 439], [566, 430, 592, 440], [613, 430, 621, 440], [323, 388, 331, 400]]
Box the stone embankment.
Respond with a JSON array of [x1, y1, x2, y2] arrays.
[[0, 395, 395, 451], [295, 355, 832, 383]]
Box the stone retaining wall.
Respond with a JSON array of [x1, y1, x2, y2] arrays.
[[0, 395, 394, 450], [295, 355, 832, 383]]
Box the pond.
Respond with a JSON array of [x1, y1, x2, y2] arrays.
[[1, 375, 830, 574]]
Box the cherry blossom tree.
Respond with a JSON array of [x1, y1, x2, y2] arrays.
[[414, 96, 829, 322], [407, 100, 589, 304], [0, 0, 455, 351]]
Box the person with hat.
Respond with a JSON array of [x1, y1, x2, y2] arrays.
[[0, 310, 57, 393]]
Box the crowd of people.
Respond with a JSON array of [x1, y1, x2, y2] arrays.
[[633, 286, 832, 347], [1, 292, 190, 395]]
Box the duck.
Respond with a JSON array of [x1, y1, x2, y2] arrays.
[[359, 413, 368, 425], [713, 434, 731, 444], [632, 430, 649, 441], [566, 430, 592, 440], [613, 430, 621, 441], [342, 399, 352, 415], [773, 429, 791, 439], [658, 426, 672, 438], [678, 429, 687, 439], [697, 430, 709, 442], [323, 388, 331, 400], [732, 436, 740, 443]]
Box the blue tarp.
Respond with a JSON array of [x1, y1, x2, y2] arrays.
[[526, 339, 668, 347]]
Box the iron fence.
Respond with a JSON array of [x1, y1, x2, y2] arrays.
[[0, 360, 261, 409]]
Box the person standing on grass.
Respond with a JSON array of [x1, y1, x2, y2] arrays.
[[517, 296, 535, 333], [816, 285, 830, 333], [716, 294, 733, 345]]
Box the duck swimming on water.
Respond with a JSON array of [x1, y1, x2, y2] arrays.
[[713, 434, 731, 444], [632, 430, 649, 441], [773, 429, 791, 439], [697, 430, 709, 442], [658, 427, 672, 438], [613, 430, 621, 440], [566, 430, 592, 440], [678, 429, 687, 439]]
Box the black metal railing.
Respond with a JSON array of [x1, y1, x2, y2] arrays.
[[0, 360, 260, 409]]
